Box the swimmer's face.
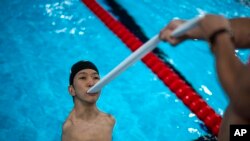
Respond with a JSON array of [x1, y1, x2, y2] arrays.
[[70, 69, 101, 104]]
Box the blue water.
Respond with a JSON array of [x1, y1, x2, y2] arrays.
[[0, 0, 249, 140]]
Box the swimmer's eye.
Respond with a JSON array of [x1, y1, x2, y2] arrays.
[[94, 76, 100, 80], [79, 77, 87, 80]]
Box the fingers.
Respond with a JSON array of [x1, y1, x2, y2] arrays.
[[160, 15, 230, 47], [159, 27, 175, 43], [160, 30, 180, 46], [159, 20, 185, 46]]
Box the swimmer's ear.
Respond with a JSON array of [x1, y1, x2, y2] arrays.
[[68, 85, 76, 96]]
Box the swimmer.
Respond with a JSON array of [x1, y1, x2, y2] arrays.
[[62, 61, 115, 141]]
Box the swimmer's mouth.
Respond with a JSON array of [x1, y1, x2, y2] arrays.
[[86, 92, 99, 95]]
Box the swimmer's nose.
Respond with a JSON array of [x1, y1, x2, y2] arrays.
[[87, 78, 95, 87]]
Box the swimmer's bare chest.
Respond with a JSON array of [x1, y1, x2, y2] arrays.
[[65, 120, 112, 141]]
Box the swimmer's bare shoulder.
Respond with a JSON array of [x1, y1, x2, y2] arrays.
[[109, 114, 116, 126], [98, 112, 116, 141], [100, 112, 116, 127], [62, 118, 72, 132], [62, 114, 74, 141]]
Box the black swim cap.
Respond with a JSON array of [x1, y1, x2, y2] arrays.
[[69, 61, 99, 85]]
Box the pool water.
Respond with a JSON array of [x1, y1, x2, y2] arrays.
[[0, 0, 249, 140]]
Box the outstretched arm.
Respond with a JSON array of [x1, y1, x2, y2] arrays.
[[160, 16, 250, 49], [230, 18, 250, 48]]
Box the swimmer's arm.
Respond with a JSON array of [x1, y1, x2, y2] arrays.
[[189, 18, 250, 47], [61, 120, 72, 141], [230, 18, 250, 48], [236, 63, 250, 118], [109, 115, 116, 140], [212, 32, 250, 119], [61, 130, 66, 141], [61, 125, 68, 141], [189, 18, 250, 46]]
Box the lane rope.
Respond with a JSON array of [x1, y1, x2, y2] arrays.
[[81, 0, 222, 136]]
